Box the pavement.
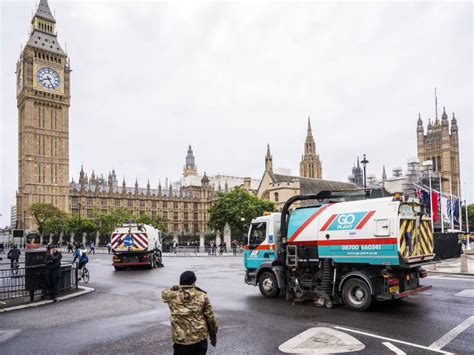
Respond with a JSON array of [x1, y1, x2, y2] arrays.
[[0, 286, 94, 312], [0, 253, 473, 354], [425, 249, 474, 275]]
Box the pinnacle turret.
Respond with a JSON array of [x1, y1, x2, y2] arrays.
[[183, 145, 198, 177], [265, 144, 273, 172], [417, 113, 424, 133], [300, 117, 322, 178], [34, 0, 56, 24], [201, 172, 210, 186]]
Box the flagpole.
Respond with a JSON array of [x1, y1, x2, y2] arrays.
[[439, 173, 444, 233], [428, 168, 434, 231], [449, 176, 454, 230], [466, 199, 471, 250], [458, 185, 462, 232]]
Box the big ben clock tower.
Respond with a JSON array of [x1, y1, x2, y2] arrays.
[[16, 0, 71, 230]]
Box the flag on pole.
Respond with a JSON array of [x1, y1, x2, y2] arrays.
[[447, 198, 459, 226], [415, 186, 423, 199], [441, 195, 450, 224], [421, 189, 431, 216], [452, 199, 460, 227], [431, 191, 439, 222]]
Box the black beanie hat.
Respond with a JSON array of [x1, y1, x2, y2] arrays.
[[180, 270, 197, 285]]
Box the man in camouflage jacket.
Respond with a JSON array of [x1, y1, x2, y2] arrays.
[[162, 270, 218, 355]]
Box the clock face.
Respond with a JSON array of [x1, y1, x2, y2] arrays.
[[36, 67, 61, 90]]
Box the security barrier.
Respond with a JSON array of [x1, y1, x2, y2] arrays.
[[0, 262, 77, 302], [433, 233, 462, 259]]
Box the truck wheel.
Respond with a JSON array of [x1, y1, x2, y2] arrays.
[[114, 266, 123, 271], [342, 278, 372, 311], [258, 272, 279, 298]]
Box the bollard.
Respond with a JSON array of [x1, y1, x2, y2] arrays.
[[460, 254, 468, 273]]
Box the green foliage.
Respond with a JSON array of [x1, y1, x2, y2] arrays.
[[81, 219, 96, 234], [92, 210, 119, 236], [42, 212, 68, 236], [208, 187, 275, 237], [28, 203, 63, 236], [467, 204, 474, 231], [66, 215, 95, 236], [109, 208, 133, 225], [136, 214, 168, 233]]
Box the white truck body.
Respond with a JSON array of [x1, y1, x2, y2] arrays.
[[111, 224, 161, 252], [111, 223, 163, 269]]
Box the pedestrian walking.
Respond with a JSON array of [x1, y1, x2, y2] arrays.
[[0, 243, 5, 254], [162, 271, 218, 355], [107, 242, 112, 254], [172, 240, 178, 254], [89, 241, 95, 255], [232, 241, 237, 255], [43, 245, 62, 302], [67, 242, 73, 253], [7, 245, 21, 269]]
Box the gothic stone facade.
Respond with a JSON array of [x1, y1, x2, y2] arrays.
[[416, 107, 460, 195], [299, 117, 322, 179], [69, 168, 216, 235], [258, 121, 354, 211], [16, 0, 70, 230]]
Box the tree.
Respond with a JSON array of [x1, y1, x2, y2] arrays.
[[208, 187, 275, 237], [66, 215, 96, 236], [136, 214, 168, 233], [466, 204, 474, 231], [28, 203, 63, 236], [42, 212, 68, 236], [109, 208, 133, 226], [93, 211, 119, 236]]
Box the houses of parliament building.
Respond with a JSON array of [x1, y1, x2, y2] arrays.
[[15, 1, 463, 234], [15, 0, 260, 234]]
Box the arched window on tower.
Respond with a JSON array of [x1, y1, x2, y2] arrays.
[[432, 156, 437, 171], [274, 192, 279, 203], [437, 156, 442, 173]]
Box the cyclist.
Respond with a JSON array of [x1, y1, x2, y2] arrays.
[[72, 244, 84, 263], [7, 244, 21, 269], [78, 251, 89, 271]]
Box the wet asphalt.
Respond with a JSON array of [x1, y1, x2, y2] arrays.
[[0, 253, 473, 354]]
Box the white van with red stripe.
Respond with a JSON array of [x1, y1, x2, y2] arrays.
[[111, 223, 163, 270]]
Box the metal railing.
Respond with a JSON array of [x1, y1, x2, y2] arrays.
[[168, 246, 244, 255], [0, 262, 78, 302]]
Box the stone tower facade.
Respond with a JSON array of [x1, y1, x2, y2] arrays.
[[183, 145, 198, 177], [16, 0, 71, 229], [265, 144, 273, 172], [299, 117, 322, 179], [416, 107, 460, 195], [348, 157, 363, 187]]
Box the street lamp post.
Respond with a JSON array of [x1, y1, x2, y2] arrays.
[[361, 154, 369, 188]]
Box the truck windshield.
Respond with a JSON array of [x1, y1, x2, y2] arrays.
[[248, 222, 267, 246]]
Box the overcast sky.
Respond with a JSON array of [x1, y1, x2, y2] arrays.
[[1, 0, 472, 226]]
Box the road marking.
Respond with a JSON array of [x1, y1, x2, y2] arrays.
[[334, 326, 453, 354], [382, 342, 406, 355], [454, 289, 474, 298], [429, 316, 474, 350], [0, 329, 21, 344], [279, 327, 365, 353], [429, 276, 474, 282]]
